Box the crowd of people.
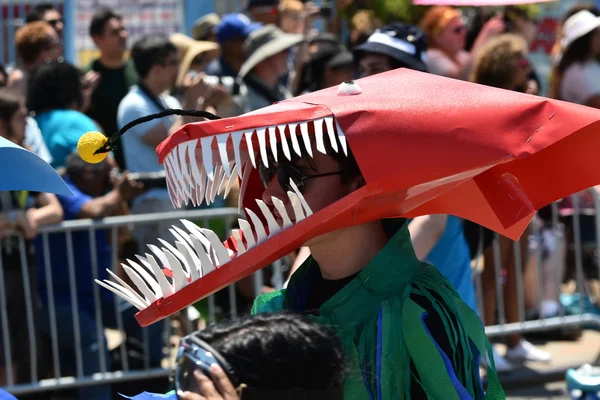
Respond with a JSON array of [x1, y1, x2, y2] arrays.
[[1, 0, 600, 399]]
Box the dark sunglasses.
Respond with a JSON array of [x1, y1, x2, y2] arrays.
[[46, 18, 63, 27], [258, 163, 348, 193]]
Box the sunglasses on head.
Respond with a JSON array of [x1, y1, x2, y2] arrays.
[[258, 163, 348, 194]]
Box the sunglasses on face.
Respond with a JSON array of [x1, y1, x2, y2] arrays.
[[46, 18, 63, 27], [258, 163, 348, 194]]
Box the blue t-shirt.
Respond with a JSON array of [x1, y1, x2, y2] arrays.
[[35, 109, 99, 169], [36, 178, 112, 312], [423, 216, 478, 314]]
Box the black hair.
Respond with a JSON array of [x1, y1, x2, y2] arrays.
[[25, 3, 56, 23], [26, 60, 84, 114], [196, 312, 346, 390], [131, 34, 177, 78], [0, 91, 22, 134], [0, 64, 7, 85], [89, 8, 122, 37]]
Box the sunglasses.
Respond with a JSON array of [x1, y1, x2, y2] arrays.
[[258, 163, 348, 193], [46, 18, 63, 27]]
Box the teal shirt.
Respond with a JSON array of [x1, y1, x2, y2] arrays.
[[252, 222, 504, 400], [35, 109, 99, 169]]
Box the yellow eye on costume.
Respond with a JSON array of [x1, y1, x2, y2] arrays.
[[77, 131, 108, 164]]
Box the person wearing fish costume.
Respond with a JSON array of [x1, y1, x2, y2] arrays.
[[79, 67, 600, 399]]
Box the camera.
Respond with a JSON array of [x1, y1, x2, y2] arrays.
[[112, 170, 167, 190], [203, 75, 238, 95]]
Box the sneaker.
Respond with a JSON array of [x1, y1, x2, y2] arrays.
[[487, 347, 513, 373], [505, 339, 552, 363]]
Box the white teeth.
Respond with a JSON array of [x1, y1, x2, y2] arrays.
[[200, 228, 231, 266], [165, 175, 177, 209], [95, 280, 145, 311], [288, 123, 302, 157], [178, 142, 193, 188], [148, 244, 171, 271], [163, 249, 188, 291], [324, 117, 338, 153], [314, 118, 326, 154], [299, 122, 313, 157], [125, 258, 162, 296], [335, 120, 348, 156], [210, 165, 224, 203], [217, 133, 232, 177], [165, 153, 183, 204], [170, 227, 193, 247], [187, 139, 201, 180], [176, 241, 201, 281], [244, 131, 257, 169], [257, 128, 269, 167], [142, 253, 173, 297], [201, 136, 215, 181], [271, 196, 293, 229], [170, 150, 188, 198], [205, 173, 215, 205], [268, 126, 278, 162], [278, 125, 292, 161], [195, 164, 206, 206], [189, 234, 215, 275], [231, 131, 244, 179], [180, 219, 211, 250], [287, 191, 306, 222], [158, 238, 188, 274], [231, 229, 246, 255], [217, 164, 231, 196], [238, 218, 256, 249], [106, 268, 149, 306], [223, 164, 238, 199], [238, 162, 252, 213], [289, 179, 313, 216], [123, 264, 159, 303], [245, 208, 267, 243], [256, 199, 281, 236]]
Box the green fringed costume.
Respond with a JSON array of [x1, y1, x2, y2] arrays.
[[251, 221, 505, 400]]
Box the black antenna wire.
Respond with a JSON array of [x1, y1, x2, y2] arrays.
[[94, 109, 221, 155]]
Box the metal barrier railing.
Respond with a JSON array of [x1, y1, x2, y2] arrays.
[[2, 191, 600, 395]]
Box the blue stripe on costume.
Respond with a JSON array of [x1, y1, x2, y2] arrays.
[[420, 313, 474, 400], [0, 389, 16, 400], [376, 306, 383, 400]]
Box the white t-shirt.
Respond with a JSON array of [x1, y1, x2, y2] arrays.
[[560, 61, 600, 105], [426, 48, 470, 80]]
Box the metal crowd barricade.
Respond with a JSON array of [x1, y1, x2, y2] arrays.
[[1, 207, 277, 396]]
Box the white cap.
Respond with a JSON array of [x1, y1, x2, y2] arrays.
[[561, 10, 600, 50]]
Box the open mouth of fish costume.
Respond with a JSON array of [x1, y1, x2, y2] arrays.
[[84, 68, 600, 327]]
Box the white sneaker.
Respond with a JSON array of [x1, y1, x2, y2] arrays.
[[487, 347, 513, 373], [505, 339, 552, 363]]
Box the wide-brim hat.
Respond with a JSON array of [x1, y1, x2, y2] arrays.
[[354, 27, 428, 73], [192, 13, 220, 41], [238, 24, 304, 79], [561, 10, 600, 50], [176, 42, 220, 87]]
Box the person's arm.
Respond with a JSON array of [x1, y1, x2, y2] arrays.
[[408, 215, 448, 261], [28, 192, 64, 227], [78, 173, 143, 219]]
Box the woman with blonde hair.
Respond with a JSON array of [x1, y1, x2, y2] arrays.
[[420, 6, 504, 80]]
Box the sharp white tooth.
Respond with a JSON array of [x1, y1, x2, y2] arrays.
[[314, 118, 326, 154], [165, 153, 183, 200], [106, 269, 149, 306], [238, 219, 256, 249], [163, 249, 188, 291], [244, 131, 257, 169], [211, 165, 224, 202], [287, 191, 306, 222], [231, 131, 244, 179], [231, 229, 246, 255], [205, 174, 214, 205], [123, 265, 159, 303], [218, 170, 229, 196], [289, 179, 313, 216], [299, 122, 313, 157], [148, 244, 171, 271], [288, 123, 302, 157], [256, 127, 269, 167], [180, 219, 212, 250], [158, 238, 189, 275], [201, 136, 215, 181], [200, 228, 230, 266], [170, 226, 194, 247], [245, 208, 267, 243], [224, 164, 238, 199], [95, 280, 145, 311], [176, 241, 201, 281], [324, 117, 338, 152], [187, 139, 202, 185], [278, 125, 292, 161], [178, 142, 194, 187], [169, 150, 188, 197], [125, 258, 162, 295], [271, 196, 293, 229], [268, 126, 278, 162], [140, 253, 173, 297], [217, 133, 232, 177], [256, 199, 281, 236], [189, 234, 215, 275], [335, 120, 348, 156], [197, 165, 207, 205], [165, 175, 177, 209], [238, 162, 252, 213]]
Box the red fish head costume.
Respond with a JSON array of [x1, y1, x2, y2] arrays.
[[94, 68, 600, 326]]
